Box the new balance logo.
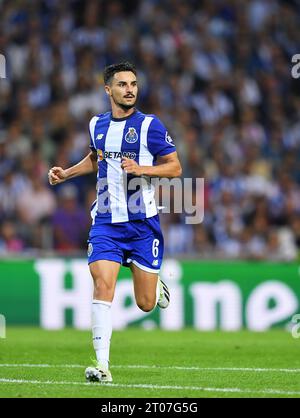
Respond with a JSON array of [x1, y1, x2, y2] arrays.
[[152, 260, 159, 266], [97, 134, 104, 140]]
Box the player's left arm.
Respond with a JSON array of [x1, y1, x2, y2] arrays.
[[121, 151, 182, 178]]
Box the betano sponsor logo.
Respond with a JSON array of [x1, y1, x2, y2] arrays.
[[97, 150, 136, 161]]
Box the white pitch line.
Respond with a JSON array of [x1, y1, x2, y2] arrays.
[[113, 365, 300, 373], [0, 378, 299, 396], [1, 364, 300, 373], [0, 364, 82, 368]]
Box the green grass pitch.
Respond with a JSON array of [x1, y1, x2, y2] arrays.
[[0, 327, 300, 398]]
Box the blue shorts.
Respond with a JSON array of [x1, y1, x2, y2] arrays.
[[87, 214, 164, 273]]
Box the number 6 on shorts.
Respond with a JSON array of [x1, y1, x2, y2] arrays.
[[152, 239, 159, 258]]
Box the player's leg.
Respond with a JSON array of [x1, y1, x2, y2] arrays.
[[130, 263, 170, 312], [127, 215, 170, 311], [90, 259, 120, 302], [85, 259, 120, 383], [130, 263, 158, 312]]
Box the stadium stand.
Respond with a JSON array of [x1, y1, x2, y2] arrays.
[[0, 0, 299, 260]]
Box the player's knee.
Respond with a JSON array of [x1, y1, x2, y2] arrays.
[[93, 278, 114, 300], [137, 302, 154, 312], [136, 297, 156, 312]]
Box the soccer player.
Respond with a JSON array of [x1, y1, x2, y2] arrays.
[[48, 62, 182, 382]]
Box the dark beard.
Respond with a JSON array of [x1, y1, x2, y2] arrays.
[[117, 102, 136, 111], [112, 94, 136, 111]]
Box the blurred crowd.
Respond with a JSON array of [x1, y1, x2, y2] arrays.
[[0, 0, 300, 260]]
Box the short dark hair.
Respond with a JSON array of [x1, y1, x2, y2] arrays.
[[103, 62, 137, 85]]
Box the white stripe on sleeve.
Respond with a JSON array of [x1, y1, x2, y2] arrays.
[[89, 116, 99, 149]]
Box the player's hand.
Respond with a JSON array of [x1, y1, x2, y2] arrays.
[[121, 157, 142, 176], [48, 166, 67, 185]]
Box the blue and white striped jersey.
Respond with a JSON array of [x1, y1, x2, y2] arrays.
[[89, 109, 176, 224]]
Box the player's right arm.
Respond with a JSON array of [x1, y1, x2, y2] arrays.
[[48, 150, 98, 186]]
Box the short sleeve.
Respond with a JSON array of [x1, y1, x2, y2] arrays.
[[89, 116, 98, 152], [147, 116, 177, 158]]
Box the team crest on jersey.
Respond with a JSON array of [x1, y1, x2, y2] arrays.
[[125, 127, 138, 144], [87, 243, 93, 257], [165, 131, 175, 146]]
